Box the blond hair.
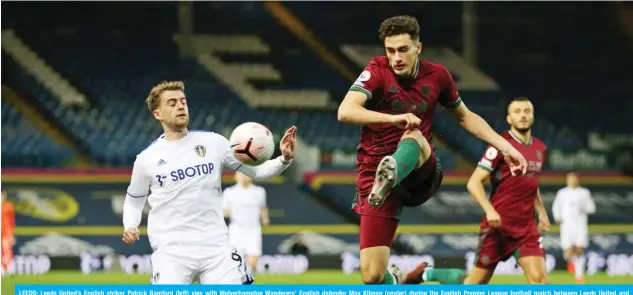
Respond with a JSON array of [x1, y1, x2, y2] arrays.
[[146, 81, 185, 112]]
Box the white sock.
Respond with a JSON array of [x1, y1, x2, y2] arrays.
[[421, 267, 433, 281], [574, 256, 585, 279]]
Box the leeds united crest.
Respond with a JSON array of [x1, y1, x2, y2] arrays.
[[194, 145, 206, 157]]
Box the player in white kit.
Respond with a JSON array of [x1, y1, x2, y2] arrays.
[[121, 81, 297, 285], [223, 171, 269, 276], [552, 172, 596, 283]]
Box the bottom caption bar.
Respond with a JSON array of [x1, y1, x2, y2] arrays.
[[14, 285, 633, 295]]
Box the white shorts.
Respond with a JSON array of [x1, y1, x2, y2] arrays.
[[229, 226, 262, 257], [150, 245, 254, 284], [560, 226, 589, 249]]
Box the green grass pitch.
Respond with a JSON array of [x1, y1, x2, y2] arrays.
[[2, 270, 631, 294]]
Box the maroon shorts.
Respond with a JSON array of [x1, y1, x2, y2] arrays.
[[474, 218, 545, 269], [354, 151, 443, 249]]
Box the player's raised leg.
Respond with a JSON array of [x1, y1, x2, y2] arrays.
[[370, 129, 432, 208]]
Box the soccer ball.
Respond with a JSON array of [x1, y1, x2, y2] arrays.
[[229, 122, 275, 166]]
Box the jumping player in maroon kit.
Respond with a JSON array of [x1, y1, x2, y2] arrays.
[[464, 97, 551, 284], [337, 15, 527, 285]]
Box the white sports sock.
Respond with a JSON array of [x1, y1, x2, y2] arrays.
[[574, 255, 586, 279], [421, 267, 433, 281]]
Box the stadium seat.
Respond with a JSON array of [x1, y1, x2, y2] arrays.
[[1, 101, 72, 167], [475, 2, 633, 136], [286, 2, 605, 160], [1, 2, 460, 168], [11, 3, 624, 168]]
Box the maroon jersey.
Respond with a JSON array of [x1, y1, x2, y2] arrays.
[[477, 131, 547, 221], [349, 57, 461, 157]]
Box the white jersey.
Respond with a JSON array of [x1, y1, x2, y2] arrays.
[[223, 184, 267, 230], [123, 131, 291, 252], [552, 186, 596, 228]]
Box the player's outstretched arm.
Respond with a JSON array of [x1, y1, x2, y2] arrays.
[[447, 102, 526, 175], [467, 167, 501, 228], [233, 155, 292, 181], [447, 103, 513, 154], [222, 127, 295, 181]]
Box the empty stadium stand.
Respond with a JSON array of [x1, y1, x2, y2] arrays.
[[0, 3, 361, 167], [2, 2, 629, 169], [1, 98, 72, 168], [476, 2, 633, 136], [287, 2, 632, 162]]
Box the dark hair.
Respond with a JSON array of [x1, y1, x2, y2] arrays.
[[507, 96, 531, 108], [378, 15, 420, 41]]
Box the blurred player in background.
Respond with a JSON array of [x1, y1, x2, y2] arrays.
[[464, 97, 550, 284], [223, 171, 269, 277], [337, 15, 527, 285], [552, 172, 596, 283], [1, 189, 16, 275], [121, 81, 297, 285]]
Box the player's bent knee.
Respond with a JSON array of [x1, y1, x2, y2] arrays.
[[527, 271, 549, 284], [361, 268, 385, 284], [400, 129, 432, 166], [520, 258, 548, 284], [401, 129, 428, 147], [401, 129, 423, 139], [359, 246, 390, 284]]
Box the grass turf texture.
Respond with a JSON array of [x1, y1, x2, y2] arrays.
[[2, 271, 630, 293]]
